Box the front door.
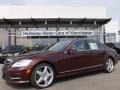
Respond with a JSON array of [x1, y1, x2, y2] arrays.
[[58, 40, 92, 73]]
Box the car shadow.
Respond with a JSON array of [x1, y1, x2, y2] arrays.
[[55, 70, 104, 83], [6, 83, 33, 89], [5, 70, 105, 89]]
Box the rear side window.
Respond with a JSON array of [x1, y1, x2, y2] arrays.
[[88, 42, 99, 50], [87, 40, 100, 50]]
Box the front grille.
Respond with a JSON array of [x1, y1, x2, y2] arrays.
[[4, 59, 13, 69]]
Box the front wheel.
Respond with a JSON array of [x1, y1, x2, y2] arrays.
[[31, 63, 55, 89], [104, 58, 114, 73]]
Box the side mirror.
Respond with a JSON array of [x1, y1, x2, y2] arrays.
[[66, 49, 71, 54]]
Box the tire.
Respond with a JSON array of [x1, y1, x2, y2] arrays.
[[104, 58, 114, 73], [31, 63, 55, 89]]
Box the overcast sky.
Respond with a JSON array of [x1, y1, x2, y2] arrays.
[[0, 0, 119, 21]]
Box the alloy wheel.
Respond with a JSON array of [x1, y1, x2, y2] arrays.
[[31, 63, 55, 88], [105, 58, 114, 73]]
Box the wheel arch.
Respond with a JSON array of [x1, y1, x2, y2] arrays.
[[107, 56, 115, 65], [30, 61, 56, 88], [32, 60, 57, 75]]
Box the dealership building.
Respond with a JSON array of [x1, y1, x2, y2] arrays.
[[0, 5, 113, 48]]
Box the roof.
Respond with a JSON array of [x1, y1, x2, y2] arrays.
[[0, 18, 111, 28]]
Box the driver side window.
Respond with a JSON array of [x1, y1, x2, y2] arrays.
[[70, 40, 86, 51]]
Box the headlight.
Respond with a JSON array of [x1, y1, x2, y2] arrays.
[[11, 59, 32, 67]]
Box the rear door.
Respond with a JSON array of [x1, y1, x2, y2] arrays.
[[86, 40, 105, 66]]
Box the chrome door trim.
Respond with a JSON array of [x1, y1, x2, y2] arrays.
[[59, 64, 103, 74]]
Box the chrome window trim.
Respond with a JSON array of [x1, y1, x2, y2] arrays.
[[64, 40, 104, 53]]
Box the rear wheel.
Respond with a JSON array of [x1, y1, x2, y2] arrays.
[[104, 58, 114, 73], [31, 63, 55, 89]]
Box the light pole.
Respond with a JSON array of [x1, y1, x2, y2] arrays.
[[8, 25, 11, 47], [103, 26, 106, 43]]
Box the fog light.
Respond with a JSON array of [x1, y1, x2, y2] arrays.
[[26, 69, 31, 74]]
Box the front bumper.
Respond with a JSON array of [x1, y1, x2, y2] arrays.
[[2, 67, 32, 84]]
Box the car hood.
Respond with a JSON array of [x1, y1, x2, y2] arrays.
[[12, 50, 57, 61]]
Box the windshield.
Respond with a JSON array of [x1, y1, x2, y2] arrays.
[[47, 41, 71, 52]]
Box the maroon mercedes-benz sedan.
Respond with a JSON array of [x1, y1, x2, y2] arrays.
[[2, 39, 119, 88]]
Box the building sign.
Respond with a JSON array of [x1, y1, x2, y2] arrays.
[[22, 30, 94, 37]]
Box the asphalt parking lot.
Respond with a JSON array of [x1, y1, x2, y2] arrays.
[[0, 62, 120, 90]]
